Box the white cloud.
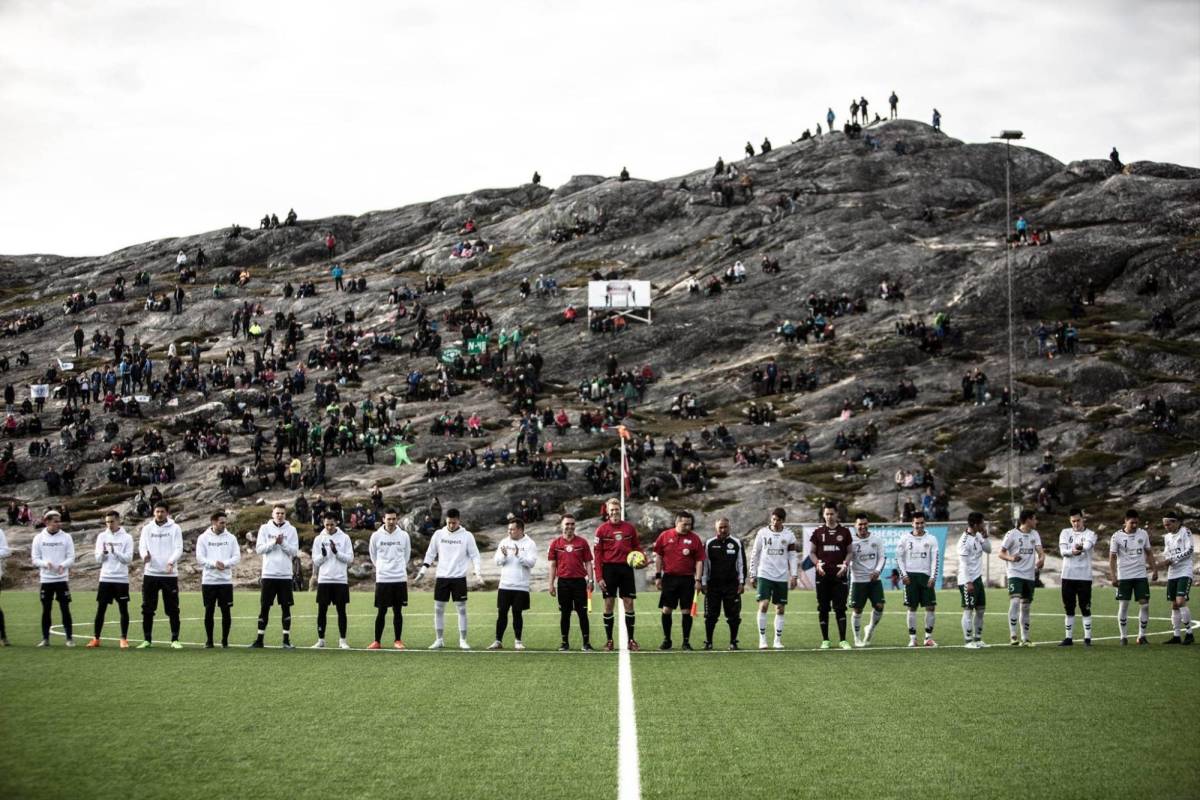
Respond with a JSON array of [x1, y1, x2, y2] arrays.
[[0, 0, 1196, 255]]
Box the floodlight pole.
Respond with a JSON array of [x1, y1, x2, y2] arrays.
[[993, 130, 1024, 526]]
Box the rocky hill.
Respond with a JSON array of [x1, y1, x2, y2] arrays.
[[1, 119, 1197, 590]]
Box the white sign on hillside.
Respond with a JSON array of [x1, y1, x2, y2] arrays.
[[587, 280, 652, 310]]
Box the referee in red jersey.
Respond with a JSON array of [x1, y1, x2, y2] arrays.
[[594, 497, 644, 651], [548, 514, 595, 651], [652, 511, 706, 650]]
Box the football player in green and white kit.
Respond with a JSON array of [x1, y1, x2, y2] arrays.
[[897, 511, 940, 647], [999, 509, 1045, 647], [1108, 509, 1157, 646], [749, 508, 798, 650], [956, 512, 991, 648], [1157, 510, 1194, 645], [847, 513, 886, 647], [1058, 508, 1097, 646]]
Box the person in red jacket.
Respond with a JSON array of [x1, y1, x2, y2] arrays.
[[325, 233, 336, 256], [548, 514, 594, 651], [593, 497, 644, 651], [652, 511, 706, 650]]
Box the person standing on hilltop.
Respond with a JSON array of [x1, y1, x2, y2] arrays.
[[859, 96, 869, 121], [826, 107, 835, 131], [932, 108, 942, 132], [744, 141, 755, 158], [889, 90, 899, 119], [850, 98, 859, 124], [1110, 147, 1123, 170]]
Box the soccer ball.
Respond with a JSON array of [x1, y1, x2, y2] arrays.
[[626, 551, 647, 569]]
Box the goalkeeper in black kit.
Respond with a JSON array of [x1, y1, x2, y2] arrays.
[[701, 517, 747, 650]]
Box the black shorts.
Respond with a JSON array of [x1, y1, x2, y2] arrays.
[[1061, 579, 1093, 616], [201, 584, 234, 608], [703, 583, 742, 620], [556, 577, 588, 611], [317, 583, 351, 606], [659, 574, 696, 610], [373, 582, 408, 608], [816, 577, 849, 612], [142, 575, 179, 616], [97, 582, 130, 605], [497, 588, 531, 614], [40, 582, 71, 604], [260, 578, 294, 608], [601, 563, 637, 599], [434, 577, 468, 603]]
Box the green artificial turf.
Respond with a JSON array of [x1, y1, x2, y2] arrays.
[[0, 589, 1196, 800]]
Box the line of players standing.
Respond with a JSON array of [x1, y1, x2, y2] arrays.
[[3, 498, 1192, 650]]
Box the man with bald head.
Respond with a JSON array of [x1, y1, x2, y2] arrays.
[[701, 517, 746, 650]]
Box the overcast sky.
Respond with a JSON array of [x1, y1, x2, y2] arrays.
[[1, 0, 1197, 256]]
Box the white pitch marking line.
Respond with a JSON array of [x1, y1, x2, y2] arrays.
[[617, 612, 641, 800]]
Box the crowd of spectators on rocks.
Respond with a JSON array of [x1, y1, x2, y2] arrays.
[[750, 360, 820, 396]]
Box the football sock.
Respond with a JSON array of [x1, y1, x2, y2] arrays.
[[1117, 599, 1129, 638], [95, 606, 108, 639], [1019, 603, 1030, 640], [836, 611, 847, 640], [961, 610, 972, 642], [906, 609, 917, 638], [680, 614, 692, 642], [1181, 606, 1192, 630], [455, 600, 468, 637], [728, 617, 740, 642], [1082, 615, 1092, 640], [374, 609, 387, 642], [1008, 597, 1020, 638], [624, 612, 636, 641], [852, 611, 863, 639], [203, 608, 214, 644], [433, 600, 446, 639], [61, 601, 73, 639], [1138, 604, 1149, 638], [257, 602, 270, 639], [661, 613, 672, 638], [604, 613, 615, 641], [819, 610, 830, 640], [757, 611, 768, 637], [496, 613, 508, 641], [339, 605, 350, 639], [560, 609, 572, 641], [1171, 608, 1181, 637], [872, 608, 884, 631], [774, 614, 784, 639], [974, 607, 985, 638], [512, 607, 524, 640], [220, 607, 231, 645], [1064, 614, 1075, 640], [924, 609, 935, 636], [317, 603, 329, 639], [117, 601, 129, 639]]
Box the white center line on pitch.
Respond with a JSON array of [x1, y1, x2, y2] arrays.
[[617, 614, 641, 800]]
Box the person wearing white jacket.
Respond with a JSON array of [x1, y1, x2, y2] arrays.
[[196, 510, 241, 648], [416, 508, 481, 650], [312, 514, 353, 649], [0, 524, 10, 645], [367, 509, 411, 649], [31, 510, 75, 646], [137, 502, 184, 649], [488, 518, 537, 650], [253, 504, 299, 649], [88, 511, 134, 648]]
